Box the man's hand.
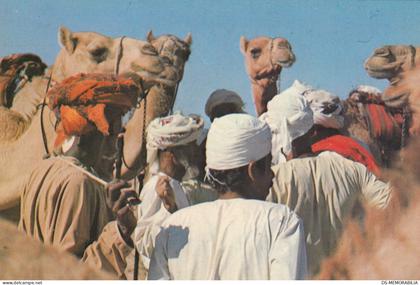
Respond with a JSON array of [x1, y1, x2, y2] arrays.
[[156, 176, 178, 214], [106, 180, 140, 247]]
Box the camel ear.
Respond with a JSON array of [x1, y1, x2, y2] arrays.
[[59, 26, 77, 54], [146, 30, 155, 43], [184, 33, 192, 46], [240, 36, 248, 55]]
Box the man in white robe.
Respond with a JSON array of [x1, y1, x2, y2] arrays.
[[134, 113, 204, 269], [262, 87, 392, 276], [148, 113, 307, 280]]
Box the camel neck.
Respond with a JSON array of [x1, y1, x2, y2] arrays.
[[251, 79, 278, 115]]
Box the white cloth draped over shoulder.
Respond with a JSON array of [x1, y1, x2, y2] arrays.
[[134, 173, 189, 270], [259, 80, 314, 165], [148, 199, 307, 280], [303, 89, 345, 130]]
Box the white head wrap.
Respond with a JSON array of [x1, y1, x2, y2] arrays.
[[206, 113, 272, 171], [259, 80, 314, 165], [146, 113, 204, 173], [304, 89, 345, 129], [205, 89, 244, 117]]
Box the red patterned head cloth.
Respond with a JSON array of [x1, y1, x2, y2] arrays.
[[47, 73, 140, 148]]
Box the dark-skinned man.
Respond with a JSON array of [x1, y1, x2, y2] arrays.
[[19, 73, 141, 278]]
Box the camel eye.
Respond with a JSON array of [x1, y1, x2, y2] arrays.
[[90, 47, 108, 63], [375, 48, 389, 57], [141, 44, 158, 56], [250, 48, 261, 59]]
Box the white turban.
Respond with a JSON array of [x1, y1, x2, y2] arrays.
[[304, 89, 344, 129], [206, 113, 272, 170], [146, 113, 204, 172], [259, 80, 314, 165], [205, 89, 244, 117]]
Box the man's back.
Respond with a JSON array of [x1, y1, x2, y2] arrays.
[[268, 151, 391, 275], [148, 198, 307, 280], [19, 156, 112, 257]]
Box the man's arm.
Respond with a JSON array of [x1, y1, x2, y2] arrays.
[[82, 221, 133, 279], [82, 180, 140, 279], [357, 164, 392, 209]]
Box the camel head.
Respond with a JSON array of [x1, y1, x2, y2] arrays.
[[364, 45, 419, 83], [383, 66, 420, 135], [52, 26, 178, 88], [240, 36, 295, 84], [146, 31, 192, 83]]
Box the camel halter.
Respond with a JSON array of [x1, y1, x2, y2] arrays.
[[40, 69, 54, 158], [157, 36, 181, 115], [113, 36, 150, 174], [251, 38, 279, 86], [400, 45, 416, 149]]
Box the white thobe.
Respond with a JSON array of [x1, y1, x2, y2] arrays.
[[267, 151, 392, 276], [148, 198, 307, 280], [134, 173, 189, 269], [181, 179, 218, 205]]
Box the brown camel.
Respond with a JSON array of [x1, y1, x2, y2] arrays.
[[240, 36, 295, 115], [0, 27, 189, 223], [340, 87, 405, 167], [0, 218, 114, 279]]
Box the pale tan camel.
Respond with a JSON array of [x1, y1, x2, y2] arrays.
[[364, 45, 420, 84], [120, 31, 192, 179], [0, 218, 114, 279], [382, 65, 420, 136], [0, 27, 186, 222], [240, 36, 295, 115], [352, 45, 420, 165]]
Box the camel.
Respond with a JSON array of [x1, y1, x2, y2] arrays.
[[0, 27, 191, 223], [240, 36, 295, 115], [364, 45, 420, 84], [382, 65, 420, 136], [344, 45, 420, 166], [317, 67, 420, 279], [340, 87, 404, 167], [0, 217, 114, 279], [120, 31, 192, 178], [239, 42, 415, 167]]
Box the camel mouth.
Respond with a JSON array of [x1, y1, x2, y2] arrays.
[[382, 92, 409, 108], [130, 63, 177, 87], [278, 59, 294, 68], [364, 60, 402, 78]]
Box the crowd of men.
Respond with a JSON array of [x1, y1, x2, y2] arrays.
[[17, 74, 391, 279]]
